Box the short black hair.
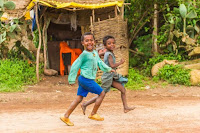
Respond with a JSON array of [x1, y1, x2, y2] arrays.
[[103, 35, 115, 46], [81, 32, 95, 42]]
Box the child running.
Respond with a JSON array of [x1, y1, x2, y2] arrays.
[[81, 35, 135, 114], [60, 32, 115, 126]]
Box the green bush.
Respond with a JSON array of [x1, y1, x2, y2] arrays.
[[0, 59, 38, 92], [157, 64, 191, 86], [129, 34, 152, 67], [141, 53, 187, 76], [126, 68, 146, 90]]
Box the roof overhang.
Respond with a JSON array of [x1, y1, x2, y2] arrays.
[[27, 0, 124, 10]]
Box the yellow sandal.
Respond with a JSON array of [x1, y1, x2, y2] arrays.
[[88, 114, 104, 121], [60, 116, 74, 126]]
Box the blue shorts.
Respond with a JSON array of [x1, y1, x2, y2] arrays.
[[77, 75, 103, 97]]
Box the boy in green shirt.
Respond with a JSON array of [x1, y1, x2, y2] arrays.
[[60, 32, 115, 126]]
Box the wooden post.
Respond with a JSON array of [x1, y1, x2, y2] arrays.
[[152, 3, 158, 53], [115, 5, 118, 17], [35, 3, 42, 82], [43, 15, 47, 69], [92, 9, 95, 22], [90, 16, 93, 32], [121, 4, 124, 19]]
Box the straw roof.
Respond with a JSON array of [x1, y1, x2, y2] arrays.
[[4, 0, 123, 20], [11, 0, 32, 10]]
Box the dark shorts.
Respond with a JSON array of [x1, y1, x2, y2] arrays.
[[77, 75, 103, 97]]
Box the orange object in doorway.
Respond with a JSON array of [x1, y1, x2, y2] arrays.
[[60, 41, 82, 76]]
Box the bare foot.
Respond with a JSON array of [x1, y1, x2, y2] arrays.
[[124, 107, 135, 113], [81, 103, 86, 115]]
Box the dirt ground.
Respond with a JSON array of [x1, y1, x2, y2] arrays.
[[0, 75, 200, 133]]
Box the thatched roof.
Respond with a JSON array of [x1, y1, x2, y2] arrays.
[[4, 0, 123, 20], [11, 0, 32, 10], [27, 0, 124, 10]]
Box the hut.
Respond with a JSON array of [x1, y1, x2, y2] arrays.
[[6, 0, 129, 81]]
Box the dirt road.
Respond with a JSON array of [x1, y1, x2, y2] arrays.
[[0, 76, 200, 133]]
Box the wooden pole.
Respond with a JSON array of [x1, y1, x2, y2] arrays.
[[115, 5, 118, 17], [90, 16, 93, 33], [121, 4, 124, 19], [35, 3, 42, 82], [43, 15, 47, 69], [92, 9, 95, 22]]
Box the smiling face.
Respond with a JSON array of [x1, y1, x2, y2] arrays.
[[82, 35, 95, 52], [105, 38, 116, 51]]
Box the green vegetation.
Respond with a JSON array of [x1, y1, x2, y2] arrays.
[[0, 59, 38, 92], [125, 68, 146, 90], [157, 64, 191, 86]]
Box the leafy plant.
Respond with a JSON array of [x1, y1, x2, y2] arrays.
[[0, 59, 38, 92], [141, 53, 187, 76], [125, 68, 146, 90], [129, 34, 152, 67], [0, 0, 18, 59], [158, 2, 200, 56], [157, 64, 191, 86], [7, 41, 35, 60]]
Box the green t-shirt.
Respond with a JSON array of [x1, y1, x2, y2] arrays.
[[68, 50, 112, 84]]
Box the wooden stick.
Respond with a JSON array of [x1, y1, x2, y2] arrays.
[[43, 15, 47, 69], [115, 5, 118, 17], [116, 5, 120, 13], [90, 16, 93, 32], [35, 3, 42, 82], [129, 49, 144, 56], [124, 3, 131, 5], [121, 5, 124, 19], [92, 9, 95, 22]]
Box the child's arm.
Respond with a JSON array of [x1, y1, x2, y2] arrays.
[[96, 52, 112, 72], [68, 54, 83, 84], [108, 55, 125, 69]]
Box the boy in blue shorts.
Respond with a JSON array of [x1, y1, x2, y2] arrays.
[[60, 32, 115, 126]]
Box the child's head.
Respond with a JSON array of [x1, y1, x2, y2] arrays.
[[81, 32, 95, 52], [103, 35, 116, 51]]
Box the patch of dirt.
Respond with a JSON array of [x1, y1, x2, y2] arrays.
[[0, 75, 200, 132]]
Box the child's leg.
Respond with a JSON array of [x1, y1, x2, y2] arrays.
[[112, 81, 135, 113], [60, 95, 83, 126], [90, 91, 105, 115], [81, 95, 98, 115], [64, 95, 83, 118], [88, 91, 105, 121]]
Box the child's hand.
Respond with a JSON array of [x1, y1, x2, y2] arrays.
[[110, 69, 116, 73], [120, 59, 125, 64]]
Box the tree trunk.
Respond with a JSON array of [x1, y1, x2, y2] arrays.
[[152, 3, 158, 53]]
